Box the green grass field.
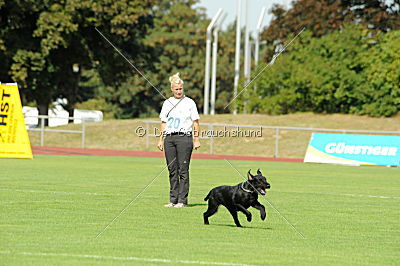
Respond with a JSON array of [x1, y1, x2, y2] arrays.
[[1, 155, 399, 265]]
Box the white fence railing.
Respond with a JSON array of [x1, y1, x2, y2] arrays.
[[143, 120, 400, 158], [23, 116, 400, 157], [25, 115, 86, 148]]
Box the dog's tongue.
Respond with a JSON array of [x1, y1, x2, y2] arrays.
[[260, 189, 266, 195]]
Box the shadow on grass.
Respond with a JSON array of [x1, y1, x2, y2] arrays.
[[207, 223, 273, 230], [186, 203, 207, 207]]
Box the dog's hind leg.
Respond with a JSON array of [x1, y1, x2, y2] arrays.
[[203, 199, 219, 225], [226, 206, 242, 227]]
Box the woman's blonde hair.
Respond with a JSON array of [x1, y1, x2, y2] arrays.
[[169, 72, 184, 87]]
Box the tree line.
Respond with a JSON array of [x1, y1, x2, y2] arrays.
[[0, 0, 399, 118]]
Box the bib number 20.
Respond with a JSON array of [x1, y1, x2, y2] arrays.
[[167, 117, 181, 129]]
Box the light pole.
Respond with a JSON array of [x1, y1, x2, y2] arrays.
[[210, 13, 227, 115], [204, 8, 223, 115], [233, 0, 242, 115], [254, 7, 266, 91], [243, 0, 250, 85], [255, 7, 266, 68]]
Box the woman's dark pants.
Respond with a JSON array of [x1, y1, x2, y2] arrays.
[[164, 134, 193, 204]]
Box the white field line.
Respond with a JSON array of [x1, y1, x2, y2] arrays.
[[1, 188, 398, 200], [273, 190, 400, 199], [339, 193, 400, 199], [0, 250, 254, 266], [0, 188, 126, 197], [1, 200, 73, 204]]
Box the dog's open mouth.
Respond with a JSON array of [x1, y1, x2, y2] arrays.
[[260, 189, 266, 195]]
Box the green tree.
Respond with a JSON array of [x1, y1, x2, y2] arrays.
[[356, 30, 400, 116], [249, 25, 400, 117], [0, 0, 155, 118], [261, 0, 400, 60], [104, 0, 209, 118], [108, 0, 237, 117]]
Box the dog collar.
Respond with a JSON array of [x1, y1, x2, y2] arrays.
[[240, 181, 253, 193]]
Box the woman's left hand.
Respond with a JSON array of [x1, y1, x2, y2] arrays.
[[193, 139, 201, 150]]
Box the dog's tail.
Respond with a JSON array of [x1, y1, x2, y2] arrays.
[[204, 191, 212, 201]]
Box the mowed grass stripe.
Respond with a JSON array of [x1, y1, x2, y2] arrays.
[[1, 188, 400, 200], [0, 250, 253, 265], [0, 155, 399, 265]]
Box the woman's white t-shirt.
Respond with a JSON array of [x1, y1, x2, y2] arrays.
[[159, 96, 200, 134]]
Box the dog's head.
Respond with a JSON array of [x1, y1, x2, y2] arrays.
[[247, 169, 271, 195]]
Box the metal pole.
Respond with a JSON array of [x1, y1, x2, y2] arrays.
[[275, 128, 279, 158], [40, 116, 45, 146], [81, 120, 85, 148], [209, 124, 213, 154], [255, 7, 266, 68], [254, 7, 266, 91], [145, 122, 149, 150], [242, 0, 250, 114], [210, 13, 227, 115], [244, 0, 250, 84], [204, 8, 223, 115], [233, 0, 241, 115]]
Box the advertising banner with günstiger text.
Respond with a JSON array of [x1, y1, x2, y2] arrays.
[[304, 133, 400, 166]]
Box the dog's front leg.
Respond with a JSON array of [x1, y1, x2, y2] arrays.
[[251, 201, 266, 220], [236, 204, 252, 222]]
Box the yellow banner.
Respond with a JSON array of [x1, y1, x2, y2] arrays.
[[0, 83, 33, 158]]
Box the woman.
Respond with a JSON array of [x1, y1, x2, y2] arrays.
[[157, 73, 201, 208]]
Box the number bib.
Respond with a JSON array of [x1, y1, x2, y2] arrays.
[[167, 117, 181, 130], [160, 96, 200, 134]]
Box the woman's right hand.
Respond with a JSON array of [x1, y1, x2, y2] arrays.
[[157, 139, 164, 151]]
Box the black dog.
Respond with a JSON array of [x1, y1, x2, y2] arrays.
[[203, 169, 271, 227]]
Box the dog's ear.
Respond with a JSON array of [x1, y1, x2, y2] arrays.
[[247, 170, 254, 180], [257, 169, 262, 175]]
